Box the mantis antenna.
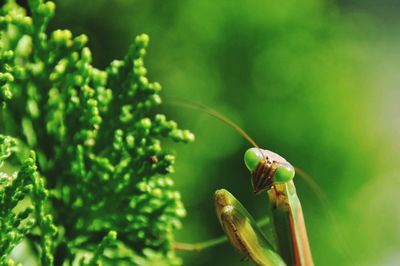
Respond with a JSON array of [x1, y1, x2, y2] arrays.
[[165, 97, 260, 149], [165, 96, 324, 200]]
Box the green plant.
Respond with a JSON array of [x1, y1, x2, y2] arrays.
[[1, 135, 52, 265], [0, 0, 194, 264]]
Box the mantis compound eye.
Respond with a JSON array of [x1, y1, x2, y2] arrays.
[[244, 147, 264, 171], [273, 164, 295, 183]]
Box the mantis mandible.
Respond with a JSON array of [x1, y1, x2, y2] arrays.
[[170, 99, 314, 266]]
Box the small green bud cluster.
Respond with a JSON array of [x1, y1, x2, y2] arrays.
[[0, 136, 56, 265], [0, 0, 193, 265], [79, 231, 118, 266]]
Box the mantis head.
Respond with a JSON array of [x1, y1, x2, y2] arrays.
[[244, 147, 295, 193]]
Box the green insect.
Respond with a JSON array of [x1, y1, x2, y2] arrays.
[[170, 99, 314, 266], [217, 148, 314, 266]]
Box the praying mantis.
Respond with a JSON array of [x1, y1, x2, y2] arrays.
[[215, 148, 314, 266], [170, 99, 314, 266]]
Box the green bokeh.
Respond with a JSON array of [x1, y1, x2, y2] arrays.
[[50, 0, 400, 265]]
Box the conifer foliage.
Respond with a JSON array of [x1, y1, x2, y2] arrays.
[[0, 0, 194, 264]]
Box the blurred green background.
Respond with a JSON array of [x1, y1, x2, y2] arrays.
[[47, 0, 399, 265]]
